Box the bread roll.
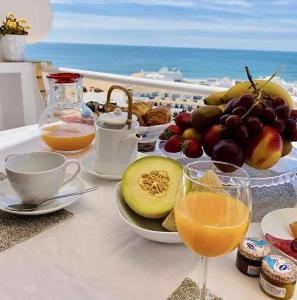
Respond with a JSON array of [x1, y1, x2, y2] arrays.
[[144, 106, 171, 126]]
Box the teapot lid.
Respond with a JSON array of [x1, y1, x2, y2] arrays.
[[98, 108, 137, 127]]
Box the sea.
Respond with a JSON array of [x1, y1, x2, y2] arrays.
[[25, 42, 297, 83]]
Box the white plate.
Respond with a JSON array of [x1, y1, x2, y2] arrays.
[[261, 208, 297, 262], [81, 153, 147, 180], [114, 182, 181, 244], [0, 176, 84, 216], [139, 123, 171, 143]]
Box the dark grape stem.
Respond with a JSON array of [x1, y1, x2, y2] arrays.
[[245, 66, 258, 94]]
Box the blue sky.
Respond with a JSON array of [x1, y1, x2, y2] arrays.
[[49, 0, 297, 51]]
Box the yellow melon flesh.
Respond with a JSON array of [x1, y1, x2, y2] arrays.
[[122, 156, 183, 219]]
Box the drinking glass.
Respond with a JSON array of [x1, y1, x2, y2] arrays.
[[175, 160, 251, 300]]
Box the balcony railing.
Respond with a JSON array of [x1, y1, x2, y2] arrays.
[[41, 63, 226, 97], [41, 63, 297, 107]]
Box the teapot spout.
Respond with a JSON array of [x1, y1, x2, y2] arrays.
[[125, 133, 142, 143]]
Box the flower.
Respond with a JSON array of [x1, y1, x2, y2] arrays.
[[7, 20, 16, 29], [0, 13, 31, 35], [18, 18, 27, 24]]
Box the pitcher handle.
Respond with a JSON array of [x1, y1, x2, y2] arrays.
[[62, 159, 81, 186], [105, 85, 133, 129]]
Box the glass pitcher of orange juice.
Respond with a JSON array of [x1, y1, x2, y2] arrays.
[[39, 73, 95, 152]]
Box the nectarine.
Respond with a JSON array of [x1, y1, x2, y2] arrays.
[[245, 126, 283, 170]]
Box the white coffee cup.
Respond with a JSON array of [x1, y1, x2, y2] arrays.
[[5, 152, 81, 204]]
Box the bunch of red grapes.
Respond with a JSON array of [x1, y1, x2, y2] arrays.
[[220, 94, 297, 142]]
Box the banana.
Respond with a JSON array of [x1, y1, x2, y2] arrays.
[[222, 80, 295, 108], [204, 91, 225, 106], [218, 104, 226, 112]]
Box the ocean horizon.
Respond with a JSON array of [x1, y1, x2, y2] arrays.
[[26, 42, 297, 82]]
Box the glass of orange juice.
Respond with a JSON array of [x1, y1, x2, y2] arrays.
[[175, 161, 251, 299]]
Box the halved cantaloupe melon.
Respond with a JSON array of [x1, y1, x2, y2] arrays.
[[122, 156, 183, 219]]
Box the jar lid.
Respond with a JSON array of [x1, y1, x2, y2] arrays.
[[47, 73, 83, 83], [239, 237, 270, 261], [261, 255, 297, 284], [97, 108, 137, 127]]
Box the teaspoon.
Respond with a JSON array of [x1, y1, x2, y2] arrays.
[[6, 185, 99, 211]]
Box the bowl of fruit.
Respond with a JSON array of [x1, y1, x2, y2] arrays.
[[115, 156, 183, 243], [158, 68, 297, 188]]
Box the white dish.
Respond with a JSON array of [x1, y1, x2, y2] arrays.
[[82, 152, 147, 180], [0, 175, 84, 216], [114, 182, 181, 244], [139, 123, 170, 144], [261, 208, 297, 262]]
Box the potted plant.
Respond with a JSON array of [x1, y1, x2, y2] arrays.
[[0, 13, 31, 62]]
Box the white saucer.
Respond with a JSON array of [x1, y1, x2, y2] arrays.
[[81, 153, 147, 180], [0, 176, 84, 216], [114, 182, 181, 243], [261, 208, 297, 262]]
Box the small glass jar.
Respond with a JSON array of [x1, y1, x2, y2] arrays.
[[39, 73, 95, 152], [260, 255, 297, 299], [236, 237, 270, 277]]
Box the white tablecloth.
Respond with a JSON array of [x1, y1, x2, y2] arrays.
[[0, 125, 285, 300]]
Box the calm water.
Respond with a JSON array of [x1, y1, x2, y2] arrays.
[[26, 43, 297, 82]]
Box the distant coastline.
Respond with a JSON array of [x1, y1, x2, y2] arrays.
[[35, 41, 297, 54]]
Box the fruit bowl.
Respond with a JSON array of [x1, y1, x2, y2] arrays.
[[115, 183, 181, 243], [156, 139, 297, 188]]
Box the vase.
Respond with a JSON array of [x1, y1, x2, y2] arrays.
[[0, 34, 26, 62]]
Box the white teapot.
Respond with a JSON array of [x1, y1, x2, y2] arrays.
[[95, 85, 141, 176]]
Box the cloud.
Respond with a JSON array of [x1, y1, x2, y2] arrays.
[[48, 0, 297, 50], [50, 0, 251, 9], [53, 12, 297, 34], [270, 0, 297, 5]]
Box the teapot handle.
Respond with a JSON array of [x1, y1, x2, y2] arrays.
[[105, 85, 133, 129]]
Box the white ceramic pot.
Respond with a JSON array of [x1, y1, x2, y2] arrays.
[[0, 34, 26, 62]]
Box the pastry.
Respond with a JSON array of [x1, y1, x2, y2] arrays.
[[133, 110, 146, 126], [144, 106, 171, 126], [290, 222, 297, 239], [86, 100, 172, 127], [132, 102, 153, 117]]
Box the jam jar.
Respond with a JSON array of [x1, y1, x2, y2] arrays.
[[236, 237, 270, 277], [260, 255, 297, 299]]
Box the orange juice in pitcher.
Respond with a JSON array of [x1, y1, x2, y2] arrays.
[[39, 73, 95, 152], [41, 122, 95, 152]]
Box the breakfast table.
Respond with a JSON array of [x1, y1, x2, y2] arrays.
[[0, 124, 295, 300]]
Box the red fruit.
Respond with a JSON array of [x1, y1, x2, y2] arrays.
[[291, 128, 297, 141], [175, 112, 192, 130], [211, 139, 244, 168], [163, 125, 182, 139], [290, 109, 297, 120], [226, 115, 241, 129], [202, 124, 223, 157], [164, 135, 182, 153], [159, 133, 167, 140], [182, 139, 203, 158]]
